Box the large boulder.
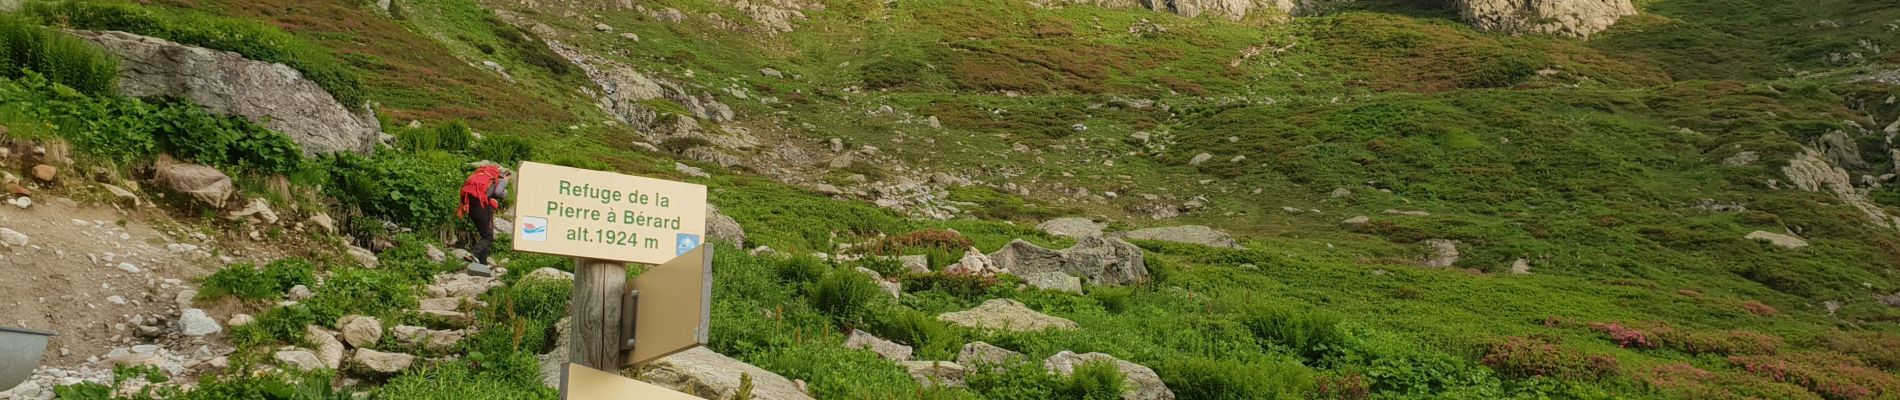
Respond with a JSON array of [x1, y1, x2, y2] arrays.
[[1111, 225, 1241, 249], [632, 346, 815, 400], [1784, 148, 1897, 228], [937, 299, 1078, 332], [991, 236, 1148, 285], [707, 204, 746, 246], [154, 155, 235, 208], [1044, 351, 1176, 400], [70, 30, 380, 156], [1454, 0, 1636, 38]]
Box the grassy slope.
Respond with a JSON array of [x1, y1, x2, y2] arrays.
[[60, 0, 1900, 398]]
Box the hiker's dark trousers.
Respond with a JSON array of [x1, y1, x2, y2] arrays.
[[465, 193, 496, 265]]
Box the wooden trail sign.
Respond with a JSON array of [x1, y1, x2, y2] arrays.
[[511, 161, 715, 386], [512, 161, 708, 265], [562, 363, 700, 400]]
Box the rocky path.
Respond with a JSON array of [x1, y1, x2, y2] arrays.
[[0, 195, 286, 399]]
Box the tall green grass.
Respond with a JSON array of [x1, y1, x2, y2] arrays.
[[0, 15, 118, 94]]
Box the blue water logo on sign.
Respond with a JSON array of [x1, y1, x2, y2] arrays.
[[676, 233, 702, 255], [521, 217, 549, 242]]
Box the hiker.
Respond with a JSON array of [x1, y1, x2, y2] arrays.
[[458, 165, 510, 276]]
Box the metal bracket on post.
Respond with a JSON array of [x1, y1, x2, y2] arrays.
[[620, 290, 639, 351]]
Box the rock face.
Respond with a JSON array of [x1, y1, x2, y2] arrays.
[[706, 204, 747, 246], [154, 155, 235, 209], [844, 329, 913, 361], [70, 30, 380, 156], [1044, 351, 1176, 400], [1454, 0, 1636, 38], [1746, 231, 1809, 249], [1784, 148, 1898, 228], [634, 346, 816, 400], [1039, 217, 1106, 238], [1112, 225, 1242, 249], [938, 299, 1079, 332], [990, 236, 1149, 285]]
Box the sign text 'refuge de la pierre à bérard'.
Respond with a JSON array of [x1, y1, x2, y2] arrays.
[[512, 161, 708, 264]]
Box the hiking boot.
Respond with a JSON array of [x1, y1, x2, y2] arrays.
[[467, 262, 493, 277]]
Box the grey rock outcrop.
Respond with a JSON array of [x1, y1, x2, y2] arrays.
[[1044, 351, 1175, 400], [634, 346, 815, 400], [1817, 131, 1867, 170], [1112, 225, 1241, 249], [1422, 239, 1460, 267], [71, 30, 379, 156], [707, 204, 746, 246], [1784, 148, 1897, 228], [1038, 217, 1106, 238], [1455, 0, 1636, 38], [938, 299, 1078, 332], [991, 236, 1148, 285]]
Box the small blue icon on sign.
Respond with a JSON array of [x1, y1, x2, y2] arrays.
[[676, 233, 702, 255]]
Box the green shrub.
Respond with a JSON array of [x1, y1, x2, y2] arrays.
[[1242, 307, 1350, 362], [907, 272, 1005, 301], [305, 269, 418, 324], [322, 151, 467, 230], [230, 304, 318, 349], [28, 1, 365, 105], [0, 15, 119, 95], [472, 135, 536, 166], [1088, 286, 1134, 314], [484, 15, 570, 76], [810, 270, 885, 322], [861, 57, 927, 89], [1156, 357, 1313, 400], [149, 101, 304, 174], [866, 307, 962, 359], [199, 258, 318, 301], [1056, 360, 1126, 400], [774, 255, 829, 286]]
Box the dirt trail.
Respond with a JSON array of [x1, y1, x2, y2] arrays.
[[0, 195, 282, 368]]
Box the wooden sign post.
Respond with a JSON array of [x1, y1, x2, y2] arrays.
[[511, 161, 711, 376]]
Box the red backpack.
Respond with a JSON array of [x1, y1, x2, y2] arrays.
[[457, 165, 503, 216]]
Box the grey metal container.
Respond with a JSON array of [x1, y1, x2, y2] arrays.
[[0, 326, 55, 392]]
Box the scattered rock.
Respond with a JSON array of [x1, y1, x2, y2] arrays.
[[943, 247, 1007, 276], [0, 228, 28, 247], [1723, 151, 1759, 166], [525, 267, 575, 282], [957, 342, 1027, 367], [309, 213, 338, 234], [844, 329, 913, 361], [990, 236, 1148, 285], [337, 315, 384, 348], [226, 197, 280, 224], [759, 68, 783, 78], [426, 244, 447, 263], [899, 361, 967, 388], [1422, 239, 1460, 267], [1509, 259, 1533, 275], [594, 23, 615, 32], [227, 314, 254, 327], [707, 204, 746, 246], [900, 255, 930, 274], [351, 349, 415, 374], [307, 326, 345, 369], [274, 349, 325, 370], [30, 164, 55, 182], [1783, 148, 1895, 229], [1383, 209, 1431, 217], [1044, 351, 1175, 400], [634, 346, 816, 400], [676, 162, 710, 178], [179, 308, 222, 336], [1746, 231, 1809, 249], [1187, 153, 1213, 166], [100, 183, 138, 206], [1038, 217, 1106, 238], [937, 299, 1078, 332], [154, 155, 235, 208], [392, 325, 465, 352], [346, 246, 379, 268], [1111, 225, 1241, 249], [71, 31, 380, 156], [1020, 271, 1083, 293], [288, 285, 314, 301], [1456, 0, 1636, 38], [1341, 216, 1370, 226]]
